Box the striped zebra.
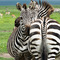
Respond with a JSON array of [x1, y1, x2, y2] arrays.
[[28, 1, 60, 60], [7, 16, 32, 60], [7, 17, 25, 60], [13, 16, 32, 60], [28, 17, 60, 60]]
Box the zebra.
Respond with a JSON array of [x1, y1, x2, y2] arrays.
[[28, 17, 60, 60], [7, 16, 32, 60], [7, 17, 25, 60], [28, 1, 60, 60]]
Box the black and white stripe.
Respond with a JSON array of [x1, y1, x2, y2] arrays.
[[7, 17, 24, 60], [13, 16, 33, 60], [13, 18, 29, 53], [28, 17, 60, 60], [7, 16, 32, 60], [7, 28, 22, 60], [37, 0, 54, 19], [28, 19, 42, 60], [46, 18, 60, 60]]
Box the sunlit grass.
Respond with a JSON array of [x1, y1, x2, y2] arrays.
[[50, 12, 60, 23]]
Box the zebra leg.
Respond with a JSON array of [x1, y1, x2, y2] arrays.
[[24, 52, 33, 60], [14, 56, 20, 60], [15, 54, 25, 60]]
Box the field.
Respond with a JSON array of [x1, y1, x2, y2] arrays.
[[0, 5, 60, 60]]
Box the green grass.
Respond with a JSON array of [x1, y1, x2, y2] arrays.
[[0, 32, 11, 53], [0, 6, 20, 53], [0, 5, 60, 54], [53, 5, 60, 8], [0, 57, 14, 60], [50, 12, 60, 23]]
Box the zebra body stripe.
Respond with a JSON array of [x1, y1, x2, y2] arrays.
[[28, 17, 60, 60]]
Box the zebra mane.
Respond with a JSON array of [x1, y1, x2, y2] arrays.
[[38, 0, 54, 18]]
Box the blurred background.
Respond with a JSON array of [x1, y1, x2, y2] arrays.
[[0, 0, 60, 5], [0, 0, 60, 60]]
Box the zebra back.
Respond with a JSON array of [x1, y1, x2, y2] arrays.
[[28, 17, 60, 60], [41, 17, 48, 60]]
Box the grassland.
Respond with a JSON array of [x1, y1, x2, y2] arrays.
[[0, 57, 14, 60], [0, 5, 60, 60]]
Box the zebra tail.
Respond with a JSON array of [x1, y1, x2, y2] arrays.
[[41, 18, 48, 60], [41, 42, 48, 60]]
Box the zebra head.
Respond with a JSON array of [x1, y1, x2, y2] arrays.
[[16, 2, 39, 25]]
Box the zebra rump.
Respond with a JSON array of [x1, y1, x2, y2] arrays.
[[28, 17, 60, 60]]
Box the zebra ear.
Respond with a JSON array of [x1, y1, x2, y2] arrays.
[[39, 0, 41, 6], [15, 17, 20, 27], [23, 4, 27, 10], [36, 1, 38, 5], [31, 0, 33, 2], [16, 3, 22, 11]]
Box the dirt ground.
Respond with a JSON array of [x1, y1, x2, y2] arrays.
[[0, 53, 60, 60], [0, 53, 12, 58]]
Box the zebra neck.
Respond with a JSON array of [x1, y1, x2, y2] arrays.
[[41, 17, 48, 60]]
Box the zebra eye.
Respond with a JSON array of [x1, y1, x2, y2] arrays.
[[20, 16, 23, 19]]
